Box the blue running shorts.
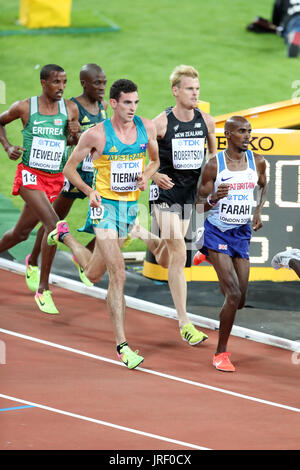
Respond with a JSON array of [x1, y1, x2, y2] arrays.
[[200, 219, 252, 259]]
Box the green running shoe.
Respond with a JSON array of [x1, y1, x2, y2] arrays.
[[117, 345, 144, 369], [35, 290, 59, 315], [47, 220, 70, 246], [180, 323, 208, 346], [71, 255, 93, 287], [25, 254, 40, 292]]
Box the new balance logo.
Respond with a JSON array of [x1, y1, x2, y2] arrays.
[[194, 122, 202, 128]]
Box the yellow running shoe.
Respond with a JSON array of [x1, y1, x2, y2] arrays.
[[71, 255, 93, 287], [35, 290, 59, 315], [180, 323, 208, 346], [47, 220, 70, 246], [117, 345, 144, 369], [25, 254, 40, 292]]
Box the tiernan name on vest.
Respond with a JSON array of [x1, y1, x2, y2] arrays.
[[111, 172, 139, 183]]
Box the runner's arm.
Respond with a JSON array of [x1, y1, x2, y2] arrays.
[[202, 112, 217, 161], [150, 112, 174, 189], [0, 101, 27, 160], [138, 119, 160, 191], [66, 100, 81, 146], [195, 157, 229, 212], [252, 154, 268, 231], [63, 125, 104, 206]]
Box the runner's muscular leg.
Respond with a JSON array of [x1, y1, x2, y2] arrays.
[[94, 229, 127, 345], [30, 194, 75, 266], [0, 202, 39, 252], [84, 233, 125, 283], [208, 250, 242, 353], [232, 257, 250, 309], [158, 211, 191, 327], [18, 187, 61, 292]]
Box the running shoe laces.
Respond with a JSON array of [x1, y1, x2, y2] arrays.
[[180, 323, 208, 345], [117, 345, 144, 369], [25, 254, 40, 292], [34, 290, 59, 315], [213, 352, 235, 372]]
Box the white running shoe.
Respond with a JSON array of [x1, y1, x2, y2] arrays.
[[195, 227, 204, 250], [271, 248, 300, 270]]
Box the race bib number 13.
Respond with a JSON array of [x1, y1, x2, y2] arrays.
[[149, 183, 159, 201], [22, 169, 37, 186]]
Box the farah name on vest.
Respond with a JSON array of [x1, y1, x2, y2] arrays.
[[220, 203, 251, 215]]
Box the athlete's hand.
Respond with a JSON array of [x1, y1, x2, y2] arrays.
[[152, 173, 174, 190], [68, 120, 81, 136], [137, 173, 148, 191], [89, 190, 101, 208], [215, 183, 230, 200], [252, 211, 263, 231], [7, 145, 25, 161]]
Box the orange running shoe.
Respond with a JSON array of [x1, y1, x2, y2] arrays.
[[213, 352, 235, 372], [193, 251, 212, 265], [193, 251, 207, 265]]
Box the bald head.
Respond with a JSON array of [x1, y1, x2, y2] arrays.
[[224, 116, 250, 133], [80, 63, 104, 81], [79, 63, 107, 102]]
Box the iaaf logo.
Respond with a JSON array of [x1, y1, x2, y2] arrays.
[[216, 135, 274, 152]]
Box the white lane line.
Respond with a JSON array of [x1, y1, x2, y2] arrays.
[[0, 393, 209, 450], [1, 257, 299, 354], [1, 328, 300, 414]]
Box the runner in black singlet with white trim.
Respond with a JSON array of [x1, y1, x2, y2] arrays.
[[131, 65, 217, 346]]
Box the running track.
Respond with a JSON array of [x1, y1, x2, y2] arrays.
[[0, 268, 299, 451]]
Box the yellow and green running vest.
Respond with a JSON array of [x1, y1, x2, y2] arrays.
[[93, 116, 148, 201]]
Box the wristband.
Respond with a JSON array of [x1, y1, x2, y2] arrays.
[[207, 195, 216, 207]]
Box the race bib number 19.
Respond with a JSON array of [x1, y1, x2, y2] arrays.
[[90, 206, 104, 220]]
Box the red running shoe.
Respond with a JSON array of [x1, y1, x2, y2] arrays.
[[193, 251, 211, 265], [213, 352, 235, 372]]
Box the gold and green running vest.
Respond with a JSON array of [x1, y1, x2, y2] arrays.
[[22, 96, 69, 174], [93, 116, 148, 201]]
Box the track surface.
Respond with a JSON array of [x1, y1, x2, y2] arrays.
[[0, 269, 299, 451]]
